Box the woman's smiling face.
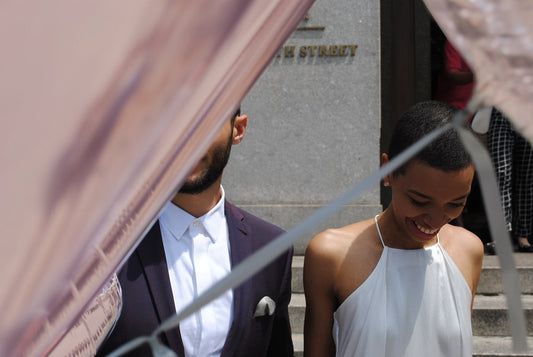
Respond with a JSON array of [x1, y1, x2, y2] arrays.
[[387, 159, 475, 249]]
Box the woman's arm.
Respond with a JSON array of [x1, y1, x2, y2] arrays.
[[303, 233, 338, 357], [468, 233, 484, 312]]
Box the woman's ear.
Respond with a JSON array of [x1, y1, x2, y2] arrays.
[[381, 153, 389, 166], [381, 153, 392, 187], [232, 114, 247, 145]]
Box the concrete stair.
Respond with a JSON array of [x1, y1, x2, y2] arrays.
[[289, 253, 533, 356]]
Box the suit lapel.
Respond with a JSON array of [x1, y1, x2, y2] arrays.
[[137, 222, 185, 356], [221, 201, 253, 356]]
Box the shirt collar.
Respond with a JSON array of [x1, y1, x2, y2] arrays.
[[200, 186, 226, 243], [159, 200, 193, 242], [159, 186, 226, 244]]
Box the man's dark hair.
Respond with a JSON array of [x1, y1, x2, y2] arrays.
[[388, 100, 472, 176]]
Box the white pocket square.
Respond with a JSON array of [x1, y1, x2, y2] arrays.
[[253, 296, 276, 317]]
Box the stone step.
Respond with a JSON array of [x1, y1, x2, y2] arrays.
[[473, 294, 533, 336], [291, 253, 533, 295], [479, 254, 533, 295], [291, 255, 304, 294], [471, 336, 533, 356], [291, 334, 533, 357], [289, 293, 305, 335], [288, 293, 533, 336]]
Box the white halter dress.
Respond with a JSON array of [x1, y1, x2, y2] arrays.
[[332, 216, 473, 357]]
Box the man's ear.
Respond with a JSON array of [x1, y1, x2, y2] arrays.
[[232, 114, 248, 145]]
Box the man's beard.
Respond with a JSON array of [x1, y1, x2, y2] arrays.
[[178, 136, 232, 195]]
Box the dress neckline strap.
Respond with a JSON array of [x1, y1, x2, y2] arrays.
[[374, 214, 440, 249], [374, 215, 386, 248]]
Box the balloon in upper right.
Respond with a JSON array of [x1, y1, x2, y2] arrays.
[[424, 0, 533, 144]]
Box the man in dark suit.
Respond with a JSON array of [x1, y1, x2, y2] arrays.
[[97, 108, 294, 357]]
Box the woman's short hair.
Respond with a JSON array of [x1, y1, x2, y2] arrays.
[[388, 100, 472, 176]]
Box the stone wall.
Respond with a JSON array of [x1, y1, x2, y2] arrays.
[[223, 0, 382, 254]]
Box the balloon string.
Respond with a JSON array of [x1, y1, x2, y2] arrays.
[[458, 94, 528, 352], [154, 125, 453, 335]]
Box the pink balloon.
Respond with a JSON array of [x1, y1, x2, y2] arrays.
[[0, 1, 316, 356], [423, 0, 533, 143], [47, 275, 122, 357]]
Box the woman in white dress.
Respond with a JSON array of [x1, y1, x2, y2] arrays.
[[303, 101, 484, 357]]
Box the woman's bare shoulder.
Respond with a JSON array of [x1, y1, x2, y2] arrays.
[[440, 224, 484, 291], [305, 218, 379, 281], [305, 218, 383, 305], [307, 218, 376, 257], [441, 224, 484, 256]]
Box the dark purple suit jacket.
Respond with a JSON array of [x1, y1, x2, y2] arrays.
[[96, 200, 294, 357]]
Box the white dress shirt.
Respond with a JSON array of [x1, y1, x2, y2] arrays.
[[159, 187, 233, 357]]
